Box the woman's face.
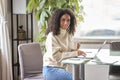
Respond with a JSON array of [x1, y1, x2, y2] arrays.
[[60, 14, 70, 30]]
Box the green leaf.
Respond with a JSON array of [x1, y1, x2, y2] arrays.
[[37, 0, 46, 10], [38, 10, 48, 26]]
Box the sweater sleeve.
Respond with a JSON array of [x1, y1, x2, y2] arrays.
[[51, 35, 78, 62]]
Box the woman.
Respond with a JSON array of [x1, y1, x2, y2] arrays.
[[43, 8, 86, 80]]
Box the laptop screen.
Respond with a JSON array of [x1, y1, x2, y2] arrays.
[[95, 40, 107, 57]]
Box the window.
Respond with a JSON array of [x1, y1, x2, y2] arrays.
[[74, 0, 120, 41]]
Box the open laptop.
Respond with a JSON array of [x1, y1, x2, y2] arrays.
[[85, 40, 119, 64], [67, 41, 107, 62], [70, 40, 119, 64], [78, 40, 107, 60]]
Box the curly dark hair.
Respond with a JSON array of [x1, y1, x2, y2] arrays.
[[46, 8, 77, 35]]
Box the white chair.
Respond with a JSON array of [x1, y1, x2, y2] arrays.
[[18, 42, 44, 80]]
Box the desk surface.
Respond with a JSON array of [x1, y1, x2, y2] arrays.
[[62, 49, 120, 65], [62, 58, 90, 64]]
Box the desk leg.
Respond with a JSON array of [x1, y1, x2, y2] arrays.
[[80, 64, 84, 80], [72, 64, 84, 80], [72, 64, 79, 80]]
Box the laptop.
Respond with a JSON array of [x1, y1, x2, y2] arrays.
[[70, 40, 119, 64], [85, 40, 119, 64], [78, 40, 107, 60]]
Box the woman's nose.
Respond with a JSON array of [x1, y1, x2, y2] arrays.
[[64, 21, 68, 24]]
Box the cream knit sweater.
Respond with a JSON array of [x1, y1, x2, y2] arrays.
[[43, 28, 78, 70]]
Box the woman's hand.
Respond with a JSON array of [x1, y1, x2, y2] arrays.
[[76, 42, 86, 56], [77, 42, 80, 49], [77, 50, 86, 57]]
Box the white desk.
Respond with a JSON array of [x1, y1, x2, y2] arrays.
[[62, 57, 90, 80], [61, 49, 120, 80]]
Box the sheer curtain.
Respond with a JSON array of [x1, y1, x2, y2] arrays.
[[0, 0, 13, 80]]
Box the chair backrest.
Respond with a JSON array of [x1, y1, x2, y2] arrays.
[[109, 41, 120, 74], [18, 42, 43, 79], [110, 41, 120, 56]]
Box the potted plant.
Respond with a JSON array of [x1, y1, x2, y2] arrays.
[[26, 0, 84, 52]]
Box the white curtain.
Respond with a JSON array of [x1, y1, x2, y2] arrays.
[[0, 0, 13, 80]]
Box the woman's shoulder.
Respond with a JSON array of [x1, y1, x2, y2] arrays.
[[47, 32, 55, 39]]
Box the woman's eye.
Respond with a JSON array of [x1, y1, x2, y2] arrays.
[[62, 19, 65, 21], [67, 19, 70, 22]]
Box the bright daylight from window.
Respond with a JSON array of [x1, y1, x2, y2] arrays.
[[75, 0, 120, 39]]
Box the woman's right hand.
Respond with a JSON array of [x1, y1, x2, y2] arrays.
[[77, 50, 86, 57]]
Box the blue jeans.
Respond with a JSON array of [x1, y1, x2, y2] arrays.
[[43, 66, 72, 80]]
